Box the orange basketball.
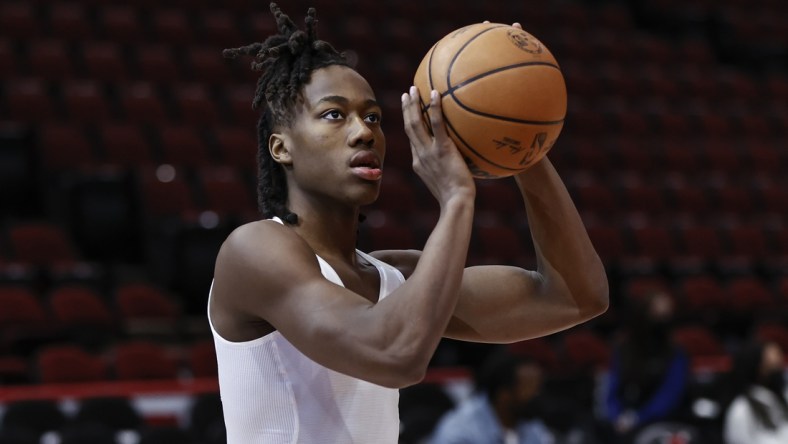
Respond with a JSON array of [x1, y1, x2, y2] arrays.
[[414, 23, 567, 178]]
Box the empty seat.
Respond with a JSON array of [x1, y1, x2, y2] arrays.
[[82, 41, 128, 82], [473, 224, 531, 265], [189, 340, 218, 378], [115, 282, 180, 322], [113, 341, 179, 380], [4, 79, 56, 122], [174, 84, 220, 125], [0, 3, 37, 39], [8, 223, 77, 266], [49, 285, 114, 328], [158, 126, 212, 167], [0, 287, 48, 328], [199, 11, 244, 47], [151, 10, 194, 45], [724, 224, 769, 259], [135, 45, 181, 84], [99, 124, 155, 166], [119, 83, 169, 124], [671, 325, 727, 360], [49, 2, 92, 41], [562, 329, 611, 371], [138, 166, 197, 219], [586, 225, 627, 263], [629, 225, 676, 260], [99, 6, 143, 44], [724, 277, 775, 316], [62, 81, 113, 123], [212, 126, 257, 172], [39, 123, 96, 170], [185, 46, 233, 84], [29, 40, 73, 80], [197, 167, 255, 218], [36, 345, 108, 383], [676, 275, 725, 323]]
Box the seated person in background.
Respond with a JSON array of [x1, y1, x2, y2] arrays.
[[724, 340, 788, 444], [430, 350, 552, 444], [603, 291, 689, 442]]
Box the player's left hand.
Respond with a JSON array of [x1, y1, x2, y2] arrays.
[[483, 20, 522, 29]]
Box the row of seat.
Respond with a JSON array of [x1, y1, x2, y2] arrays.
[[0, 340, 215, 385]]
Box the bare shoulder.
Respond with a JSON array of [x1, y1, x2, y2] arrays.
[[212, 220, 322, 315], [369, 249, 422, 279]]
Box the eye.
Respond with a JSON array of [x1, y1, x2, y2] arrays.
[[365, 113, 381, 124], [321, 110, 344, 120]]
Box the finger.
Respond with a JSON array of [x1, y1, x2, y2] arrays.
[[483, 20, 490, 24], [401, 86, 431, 153], [426, 90, 450, 146], [512, 22, 522, 29]]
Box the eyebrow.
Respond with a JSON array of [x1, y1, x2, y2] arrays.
[[316, 95, 380, 109]]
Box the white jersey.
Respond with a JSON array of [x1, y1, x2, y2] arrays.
[[208, 219, 405, 443]]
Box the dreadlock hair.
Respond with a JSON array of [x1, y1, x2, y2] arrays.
[[223, 3, 348, 224]]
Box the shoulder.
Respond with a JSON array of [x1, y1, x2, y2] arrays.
[[213, 220, 322, 303], [369, 249, 422, 278]]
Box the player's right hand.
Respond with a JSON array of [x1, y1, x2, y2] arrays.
[[401, 85, 475, 207]]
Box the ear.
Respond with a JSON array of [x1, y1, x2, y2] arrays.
[[269, 133, 292, 166]]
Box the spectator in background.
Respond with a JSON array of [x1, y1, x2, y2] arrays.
[[603, 290, 689, 442], [723, 341, 788, 444], [430, 350, 552, 444]]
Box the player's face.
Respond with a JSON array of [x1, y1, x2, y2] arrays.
[[279, 65, 386, 208]]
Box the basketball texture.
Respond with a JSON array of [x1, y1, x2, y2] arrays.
[[414, 23, 567, 178]]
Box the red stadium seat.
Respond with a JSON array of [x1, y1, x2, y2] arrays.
[[113, 341, 179, 380], [473, 224, 531, 265], [199, 11, 244, 47], [82, 41, 128, 82], [213, 126, 257, 172], [562, 329, 611, 371], [138, 166, 197, 219], [49, 285, 114, 328], [119, 83, 169, 124], [49, 2, 93, 41], [185, 47, 233, 84], [724, 277, 776, 316], [586, 225, 627, 263], [174, 84, 220, 125], [197, 167, 256, 219], [672, 325, 727, 360], [99, 6, 143, 44], [474, 180, 523, 214], [36, 345, 108, 383], [99, 124, 155, 166], [755, 323, 788, 352], [151, 10, 194, 45], [363, 222, 418, 252], [29, 40, 74, 81], [620, 184, 666, 216], [115, 282, 180, 322], [39, 124, 96, 170], [189, 340, 218, 378], [676, 275, 726, 323], [0, 2, 37, 39], [622, 276, 671, 302], [0, 286, 48, 327], [677, 225, 723, 260], [0, 39, 18, 79], [5, 79, 56, 122], [8, 223, 77, 266], [724, 225, 769, 260], [158, 126, 212, 168], [62, 81, 113, 124], [135, 45, 181, 84], [629, 226, 676, 261], [507, 338, 560, 373]]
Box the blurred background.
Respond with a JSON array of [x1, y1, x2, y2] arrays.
[[0, 0, 785, 443]]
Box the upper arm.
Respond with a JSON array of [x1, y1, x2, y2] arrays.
[[213, 224, 419, 388], [372, 249, 591, 343]]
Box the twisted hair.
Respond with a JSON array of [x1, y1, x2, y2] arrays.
[[223, 3, 348, 222]]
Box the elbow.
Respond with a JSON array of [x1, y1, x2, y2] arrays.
[[376, 355, 428, 389], [578, 275, 610, 321]]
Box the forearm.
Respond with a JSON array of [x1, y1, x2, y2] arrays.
[[376, 195, 474, 367], [515, 158, 609, 317]]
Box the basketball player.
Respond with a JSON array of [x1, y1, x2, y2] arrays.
[[208, 4, 608, 443]]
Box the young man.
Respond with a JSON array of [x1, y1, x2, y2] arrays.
[[209, 4, 608, 443]]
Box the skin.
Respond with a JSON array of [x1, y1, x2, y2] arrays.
[[494, 363, 544, 429], [210, 31, 609, 389]]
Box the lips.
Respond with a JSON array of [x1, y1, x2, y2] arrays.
[[349, 151, 383, 181], [349, 151, 381, 169]]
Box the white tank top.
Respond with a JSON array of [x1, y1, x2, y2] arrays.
[[208, 218, 405, 444]]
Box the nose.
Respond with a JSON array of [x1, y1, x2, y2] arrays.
[[348, 115, 374, 148]]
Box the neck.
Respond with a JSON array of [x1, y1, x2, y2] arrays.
[[493, 398, 516, 430], [286, 197, 361, 264]]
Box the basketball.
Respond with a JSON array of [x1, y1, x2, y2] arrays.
[[413, 23, 567, 178]]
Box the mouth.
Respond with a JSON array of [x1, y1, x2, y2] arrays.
[[349, 151, 383, 181]]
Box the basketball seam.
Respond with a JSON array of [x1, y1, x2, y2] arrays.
[[443, 108, 525, 173]]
